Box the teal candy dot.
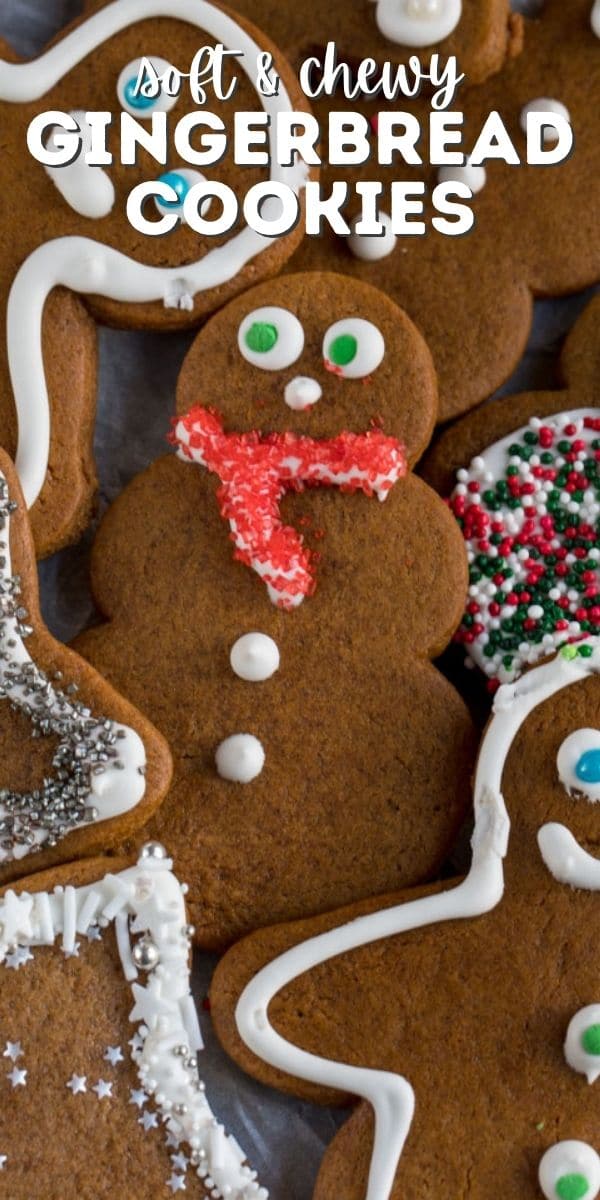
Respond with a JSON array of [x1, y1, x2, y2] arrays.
[[556, 1174, 590, 1200], [581, 1024, 600, 1056], [245, 322, 278, 354], [157, 171, 190, 210], [575, 749, 600, 786], [328, 333, 357, 367], [124, 76, 156, 110]]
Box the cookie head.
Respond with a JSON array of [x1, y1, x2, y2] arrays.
[[0, 2, 311, 327], [176, 272, 437, 459]]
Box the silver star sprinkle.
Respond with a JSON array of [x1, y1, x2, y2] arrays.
[[170, 1152, 188, 1172], [5, 946, 33, 970], [62, 942, 80, 959], [66, 1075, 87, 1095], [166, 1174, 186, 1194], [7, 1066, 26, 1088], [92, 1079, 112, 1100], [86, 925, 102, 942], [139, 1110, 158, 1131], [3, 1042, 22, 1062], [129, 1088, 148, 1109], [104, 1045, 124, 1067]]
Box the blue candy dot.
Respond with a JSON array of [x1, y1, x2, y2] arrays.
[[575, 748, 600, 785], [124, 77, 156, 110], [156, 172, 190, 210]]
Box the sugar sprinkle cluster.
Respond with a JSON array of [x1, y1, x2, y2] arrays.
[[450, 412, 600, 687]]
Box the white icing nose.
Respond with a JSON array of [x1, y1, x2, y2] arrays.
[[284, 376, 322, 411]]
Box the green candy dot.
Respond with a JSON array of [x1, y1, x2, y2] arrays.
[[245, 322, 278, 354], [328, 333, 357, 367], [581, 1023, 600, 1055], [556, 1174, 590, 1200]]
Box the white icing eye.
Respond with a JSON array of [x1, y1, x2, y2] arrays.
[[153, 169, 212, 224], [371, 0, 462, 48], [322, 318, 385, 379], [593, 0, 600, 38], [565, 1005, 600, 1084], [539, 1140, 600, 1200], [557, 729, 600, 801], [238, 307, 304, 371], [117, 57, 179, 117]]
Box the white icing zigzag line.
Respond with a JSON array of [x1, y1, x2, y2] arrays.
[[0, 0, 309, 509], [0, 468, 146, 862], [235, 637, 600, 1200], [0, 843, 266, 1200]]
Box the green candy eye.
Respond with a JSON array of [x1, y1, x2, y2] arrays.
[[581, 1025, 600, 1056], [328, 333, 358, 367], [556, 1175, 590, 1200], [245, 322, 279, 354], [322, 317, 385, 379], [238, 306, 304, 371]]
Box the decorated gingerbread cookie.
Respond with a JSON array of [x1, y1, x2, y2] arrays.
[[225, 0, 523, 84], [0, 844, 266, 1198], [0, 0, 312, 555], [211, 636, 600, 1200], [73, 271, 476, 950], [286, 0, 600, 422], [0, 447, 171, 884], [420, 294, 600, 688]]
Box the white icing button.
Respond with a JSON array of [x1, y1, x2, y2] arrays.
[[230, 633, 280, 682], [215, 734, 265, 782], [438, 159, 486, 194], [565, 1005, 600, 1084], [556, 728, 600, 802], [90, 725, 147, 818], [539, 1140, 600, 1200], [284, 376, 322, 411], [592, 1, 600, 38], [348, 212, 397, 262], [520, 98, 571, 144], [372, 0, 462, 47]]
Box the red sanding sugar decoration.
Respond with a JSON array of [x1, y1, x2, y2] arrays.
[[171, 405, 407, 608]]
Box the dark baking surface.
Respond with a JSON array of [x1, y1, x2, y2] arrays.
[[1, 1, 598, 1196]]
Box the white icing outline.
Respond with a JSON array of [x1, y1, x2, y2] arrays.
[[235, 638, 600, 1200], [1, 844, 266, 1199], [0, 0, 309, 508], [0, 468, 146, 862]]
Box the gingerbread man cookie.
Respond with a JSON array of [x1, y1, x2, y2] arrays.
[[285, 0, 600, 422], [0, 448, 170, 885], [211, 637, 600, 1200], [73, 271, 476, 950], [0, 0, 312, 555], [0, 843, 265, 1198], [420, 294, 600, 688]]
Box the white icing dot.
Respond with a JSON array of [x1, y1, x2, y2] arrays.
[[230, 633, 280, 682], [372, 0, 462, 47], [284, 376, 322, 411], [215, 734, 265, 782], [520, 98, 571, 144], [539, 1140, 600, 1200], [593, 0, 600, 38], [565, 1005, 600, 1084], [348, 212, 397, 262], [438, 159, 486, 194]]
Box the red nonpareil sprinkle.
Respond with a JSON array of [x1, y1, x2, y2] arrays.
[[171, 406, 407, 607]]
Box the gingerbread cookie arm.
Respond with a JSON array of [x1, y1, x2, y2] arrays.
[[0, 449, 172, 883]]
